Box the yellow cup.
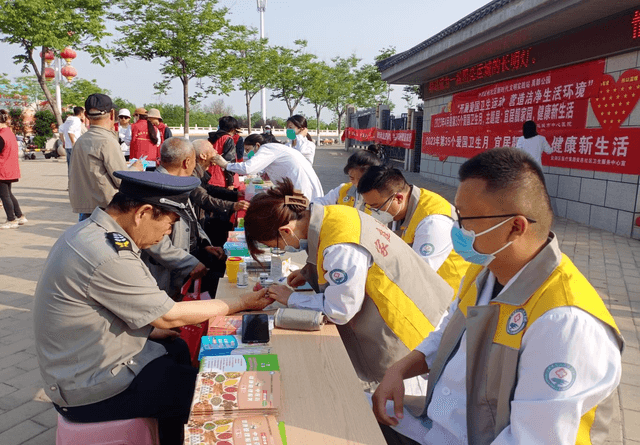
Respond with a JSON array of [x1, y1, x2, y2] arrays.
[[226, 257, 243, 283]]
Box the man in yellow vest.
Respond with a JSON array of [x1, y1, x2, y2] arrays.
[[358, 165, 469, 291], [372, 148, 623, 445]]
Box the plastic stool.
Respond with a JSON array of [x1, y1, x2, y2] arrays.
[[56, 414, 160, 445]]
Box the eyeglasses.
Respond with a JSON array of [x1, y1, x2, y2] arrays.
[[119, 116, 130, 119], [455, 208, 537, 228], [365, 193, 396, 214]]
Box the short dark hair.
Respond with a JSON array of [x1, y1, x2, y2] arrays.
[[343, 150, 383, 175], [244, 133, 266, 146], [244, 178, 307, 259], [73, 106, 84, 116], [522, 120, 537, 139], [218, 116, 239, 133], [458, 147, 553, 238], [107, 192, 175, 219], [357, 165, 408, 195]]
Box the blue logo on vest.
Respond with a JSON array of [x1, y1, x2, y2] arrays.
[[506, 308, 527, 335], [329, 269, 348, 285], [544, 363, 576, 391], [419, 243, 435, 256]]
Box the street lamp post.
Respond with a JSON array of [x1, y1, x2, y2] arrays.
[[257, 0, 267, 128]]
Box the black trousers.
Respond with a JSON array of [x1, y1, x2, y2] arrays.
[[0, 180, 22, 221], [54, 338, 197, 445]]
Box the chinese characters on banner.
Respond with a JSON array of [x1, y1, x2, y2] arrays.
[[343, 127, 416, 150], [422, 60, 640, 174]]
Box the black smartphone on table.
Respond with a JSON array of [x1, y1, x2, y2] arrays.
[[241, 313, 270, 344]]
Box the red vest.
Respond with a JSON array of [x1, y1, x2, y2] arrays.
[[0, 127, 21, 181], [129, 120, 163, 162], [208, 134, 231, 187]]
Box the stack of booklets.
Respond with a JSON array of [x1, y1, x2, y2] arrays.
[[185, 354, 284, 445], [198, 335, 272, 360], [208, 315, 243, 336]]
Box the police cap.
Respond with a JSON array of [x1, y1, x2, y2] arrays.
[[114, 171, 200, 221]]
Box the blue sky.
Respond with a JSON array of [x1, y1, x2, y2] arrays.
[[0, 0, 489, 121]]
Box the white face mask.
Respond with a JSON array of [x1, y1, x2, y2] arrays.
[[281, 231, 308, 253], [368, 194, 399, 225]]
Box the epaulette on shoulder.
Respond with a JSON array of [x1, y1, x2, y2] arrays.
[[106, 232, 133, 252]]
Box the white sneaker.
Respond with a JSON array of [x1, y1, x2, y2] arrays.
[[16, 215, 28, 225], [0, 220, 19, 229]]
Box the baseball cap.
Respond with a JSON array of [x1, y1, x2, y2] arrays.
[[265, 124, 271, 129], [113, 171, 200, 221], [85, 94, 113, 117], [118, 109, 131, 118]]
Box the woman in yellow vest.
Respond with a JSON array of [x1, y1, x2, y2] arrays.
[[312, 149, 383, 211], [358, 165, 469, 291], [243, 178, 453, 390]]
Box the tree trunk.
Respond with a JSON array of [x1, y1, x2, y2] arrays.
[[246, 89, 252, 132], [183, 75, 189, 138], [316, 107, 322, 145], [30, 47, 62, 126]]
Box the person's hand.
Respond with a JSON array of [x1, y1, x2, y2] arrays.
[[205, 246, 225, 259], [211, 153, 228, 168], [130, 159, 144, 171], [240, 288, 274, 311], [189, 262, 208, 279], [266, 284, 293, 305], [372, 368, 406, 426], [149, 327, 180, 341], [287, 270, 307, 288], [234, 201, 250, 211]]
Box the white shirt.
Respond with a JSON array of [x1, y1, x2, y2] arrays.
[[225, 143, 324, 200], [515, 135, 552, 167], [119, 125, 132, 156], [384, 270, 622, 445], [286, 135, 316, 164], [312, 183, 366, 211], [403, 214, 455, 272], [59, 116, 82, 149]]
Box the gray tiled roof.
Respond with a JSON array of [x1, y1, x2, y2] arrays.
[[376, 0, 515, 72]]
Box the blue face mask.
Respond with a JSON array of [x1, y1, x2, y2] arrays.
[[281, 232, 308, 253], [450, 217, 514, 266]]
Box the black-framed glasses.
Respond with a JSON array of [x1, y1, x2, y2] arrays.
[[119, 116, 130, 119], [455, 208, 537, 227], [365, 193, 395, 214]]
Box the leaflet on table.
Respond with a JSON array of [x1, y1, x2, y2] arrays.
[[189, 371, 281, 421], [200, 354, 280, 373], [199, 335, 272, 360], [184, 415, 285, 445]]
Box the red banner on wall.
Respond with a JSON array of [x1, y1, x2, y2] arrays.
[[344, 127, 416, 149], [421, 60, 640, 174]]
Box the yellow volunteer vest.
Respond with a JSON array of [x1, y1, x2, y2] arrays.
[[315, 205, 442, 350], [400, 187, 470, 291], [337, 183, 371, 214], [452, 256, 623, 444]]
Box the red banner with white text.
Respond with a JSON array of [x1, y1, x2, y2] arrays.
[[343, 127, 416, 150], [421, 59, 640, 174]]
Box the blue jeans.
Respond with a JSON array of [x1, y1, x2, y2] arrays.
[[65, 148, 72, 170]]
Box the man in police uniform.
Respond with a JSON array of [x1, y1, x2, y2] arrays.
[[33, 171, 273, 445], [372, 148, 623, 445], [358, 165, 469, 291]]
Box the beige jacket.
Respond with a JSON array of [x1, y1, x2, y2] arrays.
[[69, 126, 128, 213]]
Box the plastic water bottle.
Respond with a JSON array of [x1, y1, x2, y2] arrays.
[[237, 262, 248, 288], [270, 249, 283, 281]]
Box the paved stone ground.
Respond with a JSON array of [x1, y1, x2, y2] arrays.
[[0, 146, 638, 444]]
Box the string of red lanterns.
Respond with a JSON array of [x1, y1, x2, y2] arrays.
[[40, 47, 77, 82]]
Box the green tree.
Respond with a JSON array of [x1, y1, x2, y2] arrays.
[[305, 61, 333, 144], [0, 0, 111, 126], [326, 55, 360, 134], [32, 109, 56, 148], [60, 78, 110, 108], [268, 40, 316, 116], [227, 32, 275, 130], [114, 0, 244, 137], [113, 97, 137, 115], [402, 85, 421, 108]]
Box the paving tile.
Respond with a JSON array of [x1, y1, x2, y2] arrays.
[[623, 409, 640, 442], [0, 420, 47, 445], [25, 427, 56, 445], [30, 407, 58, 429], [0, 400, 52, 433]]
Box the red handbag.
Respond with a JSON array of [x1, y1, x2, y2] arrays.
[[178, 279, 209, 367]]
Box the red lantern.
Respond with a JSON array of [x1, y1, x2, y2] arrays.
[[44, 67, 55, 82], [40, 50, 55, 66], [60, 47, 77, 64], [61, 65, 77, 82]]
